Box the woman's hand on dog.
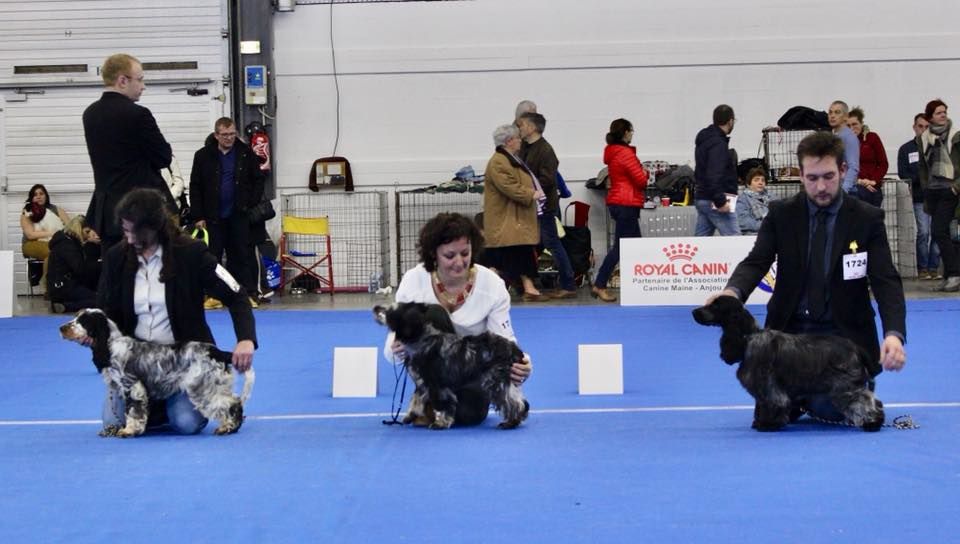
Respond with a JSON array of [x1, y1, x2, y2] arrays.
[[880, 335, 906, 372], [232, 340, 255, 372], [706, 289, 740, 305], [511, 354, 532, 385], [390, 340, 408, 362]]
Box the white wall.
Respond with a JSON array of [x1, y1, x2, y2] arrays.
[[273, 0, 960, 189]]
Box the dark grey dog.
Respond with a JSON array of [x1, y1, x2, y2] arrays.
[[374, 302, 528, 430], [60, 308, 255, 437], [693, 296, 883, 432]]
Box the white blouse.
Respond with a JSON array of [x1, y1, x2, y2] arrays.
[[22, 206, 65, 243], [382, 263, 516, 362]]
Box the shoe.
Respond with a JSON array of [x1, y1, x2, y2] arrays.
[[51, 302, 66, 314], [520, 292, 550, 302], [933, 271, 944, 280], [203, 296, 223, 310], [591, 286, 617, 302], [248, 296, 259, 309], [936, 276, 960, 292], [550, 289, 578, 299], [917, 269, 930, 280]]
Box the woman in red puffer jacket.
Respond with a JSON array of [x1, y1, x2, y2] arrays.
[[592, 118, 649, 302]]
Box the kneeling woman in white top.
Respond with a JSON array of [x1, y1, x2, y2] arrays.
[[383, 212, 533, 426]]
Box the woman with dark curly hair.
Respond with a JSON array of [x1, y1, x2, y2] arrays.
[[21, 183, 71, 293], [383, 212, 533, 426]]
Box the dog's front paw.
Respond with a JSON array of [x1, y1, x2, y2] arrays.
[[98, 425, 121, 437], [751, 419, 785, 432], [428, 412, 454, 430], [115, 426, 140, 438]]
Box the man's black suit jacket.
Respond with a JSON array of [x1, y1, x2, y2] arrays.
[[83, 91, 173, 240], [726, 192, 906, 375]]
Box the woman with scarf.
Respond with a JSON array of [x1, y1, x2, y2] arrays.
[[481, 124, 549, 302], [20, 184, 71, 292], [917, 99, 960, 292], [592, 118, 649, 302], [736, 167, 771, 234]]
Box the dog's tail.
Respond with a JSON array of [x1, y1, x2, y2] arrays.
[[239, 368, 256, 404]]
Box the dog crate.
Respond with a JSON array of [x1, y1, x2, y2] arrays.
[[394, 189, 483, 280], [761, 128, 818, 182]]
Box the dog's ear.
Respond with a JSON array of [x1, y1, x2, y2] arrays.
[[423, 304, 455, 334], [80, 312, 112, 372]]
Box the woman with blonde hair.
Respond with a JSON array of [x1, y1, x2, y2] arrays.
[[47, 215, 101, 313]]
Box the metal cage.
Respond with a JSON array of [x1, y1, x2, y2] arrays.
[[281, 191, 389, 292], [761, 128, 818, 182], [394, 190, 483, 279]]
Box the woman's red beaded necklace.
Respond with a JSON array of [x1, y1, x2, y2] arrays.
[[432, 267, 476, 310]]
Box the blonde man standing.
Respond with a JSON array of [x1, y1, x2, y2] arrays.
[[83, 53, 174, 248]]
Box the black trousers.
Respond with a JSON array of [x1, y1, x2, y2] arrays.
[[925, 187, 960, 277], [207, 213, 257, 297]]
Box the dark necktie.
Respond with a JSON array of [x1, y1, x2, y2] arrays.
[[807, 210, 828, 320]]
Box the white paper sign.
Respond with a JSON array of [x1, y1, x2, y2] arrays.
[[620, 236, 775, 306]]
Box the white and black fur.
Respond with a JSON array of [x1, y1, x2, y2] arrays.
[[374, 302, 528, 430], [692, 296, 884, 432], [60, 308, 255, 437]]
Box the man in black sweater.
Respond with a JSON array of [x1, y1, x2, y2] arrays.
[[518, 112, 577, 298]]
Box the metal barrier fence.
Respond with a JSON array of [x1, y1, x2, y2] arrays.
[[282, 191, 389, 292], [394, 190, 483, 280], [602, 180, 917, 277]]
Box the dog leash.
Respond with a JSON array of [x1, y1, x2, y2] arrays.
[[382, 364, 409, 426], [800, 409, 919, 430]]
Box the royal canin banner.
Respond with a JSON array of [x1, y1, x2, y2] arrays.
[[620, 236, 775, 306]]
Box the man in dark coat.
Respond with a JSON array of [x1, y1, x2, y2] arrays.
[[189, 117, 265, 302], [83, 53, 174, 249], [711, 132, 906, 418], [694, 104, 741, 236]]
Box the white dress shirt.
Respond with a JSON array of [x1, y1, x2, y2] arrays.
[[133, 245, 175, 345]]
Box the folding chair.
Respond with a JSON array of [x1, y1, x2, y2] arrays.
[[277, 215, 334, 296]]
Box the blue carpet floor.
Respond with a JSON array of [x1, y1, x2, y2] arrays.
[[0, 299, 957, 542]]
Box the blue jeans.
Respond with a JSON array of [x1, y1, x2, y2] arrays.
[[694, 200, 741, 236], [103, 391, 208, 435], [595, 205, 640, 289], [914, 202, 940, 271], [539, 213, 575, 291]]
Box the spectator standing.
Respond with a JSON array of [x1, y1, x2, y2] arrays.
[[916, 99, 960, 292], [189, 117, 266, 307], [694, 105, 741, 236], [898, 113, 939, 279], [847, 107, 888, 207], [592, 118, 649, 302], [83, 53, 174, 248], [481, 124, 549, 302], [518, 112, 577, 298], [827, 100, 861, 197]]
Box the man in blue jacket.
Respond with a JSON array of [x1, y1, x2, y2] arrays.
[[694, 104, 741, 236]]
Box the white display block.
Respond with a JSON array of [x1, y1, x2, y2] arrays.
[[578, 344, 623, 395], [0, 251, 13, 318], [332, 347, 378, 398], [619, 236, 775, 306]]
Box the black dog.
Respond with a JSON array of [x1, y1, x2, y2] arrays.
[[692, 296, 884, 432], [374, 302, 529, 430], [60, 309, 255, 437]]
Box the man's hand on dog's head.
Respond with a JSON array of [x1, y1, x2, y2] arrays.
[[232, 340, 255, 372], [705, 289, 740, 306], [880, 335, 906, 372]]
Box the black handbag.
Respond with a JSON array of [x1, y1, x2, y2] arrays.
[[247, 200, 276, 224]]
